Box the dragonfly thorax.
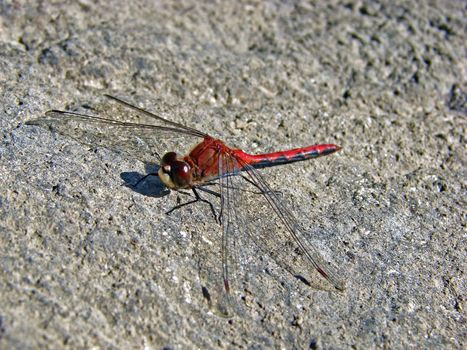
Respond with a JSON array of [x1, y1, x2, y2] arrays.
[[158, 152, 193, 190]]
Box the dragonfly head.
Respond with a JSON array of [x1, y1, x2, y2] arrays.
[[158, 152, 193, 189]]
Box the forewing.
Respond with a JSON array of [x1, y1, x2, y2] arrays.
[[104, 95, 206, 138], [193, 152, 246, 317], [26, 108, 204, 164]]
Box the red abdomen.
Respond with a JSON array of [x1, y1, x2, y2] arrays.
[[233, 143, 341, 169], [185, 136, 341, 182]]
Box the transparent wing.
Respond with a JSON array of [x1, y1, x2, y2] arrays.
[[209, 154, 345, 306], [25, 96, 206, 164], [104, 95, 207, 138], [237, 160, 345, 291], [192, 152, 244, 317], [194, 150, 344, 316]]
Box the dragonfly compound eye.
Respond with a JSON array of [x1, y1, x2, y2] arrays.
[[161, 152, 177, 167], [170, 161, 192, 188], [158, 152, 192, 189]]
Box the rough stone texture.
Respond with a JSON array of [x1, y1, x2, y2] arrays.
[[0, 1, 465, 349]]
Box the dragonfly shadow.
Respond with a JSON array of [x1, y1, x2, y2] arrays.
[[120, 164, 170, 198]]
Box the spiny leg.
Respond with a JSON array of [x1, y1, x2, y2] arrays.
[[166, 187, 219, 223], [166, 177, 280, 224], [199, 177, 281, 196], [238, 174, 282, 196], [197, 186, 221, 198]]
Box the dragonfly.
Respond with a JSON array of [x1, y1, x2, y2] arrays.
[[26, 95, 345, 315]]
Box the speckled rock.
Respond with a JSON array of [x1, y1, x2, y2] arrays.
[[0, 1, 465, 349]]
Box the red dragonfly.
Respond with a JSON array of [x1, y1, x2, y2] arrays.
[[26, 95, 344, 315]]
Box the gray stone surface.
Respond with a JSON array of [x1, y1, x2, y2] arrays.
[[0, 0, 465, 348]]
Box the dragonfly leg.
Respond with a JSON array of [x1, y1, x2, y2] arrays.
[[200, 178, 282, 197], [238, 174, 283, 197], [133, 172, 159, 187], [166, 187, 219, 223], [197, 186, 221, 198]]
